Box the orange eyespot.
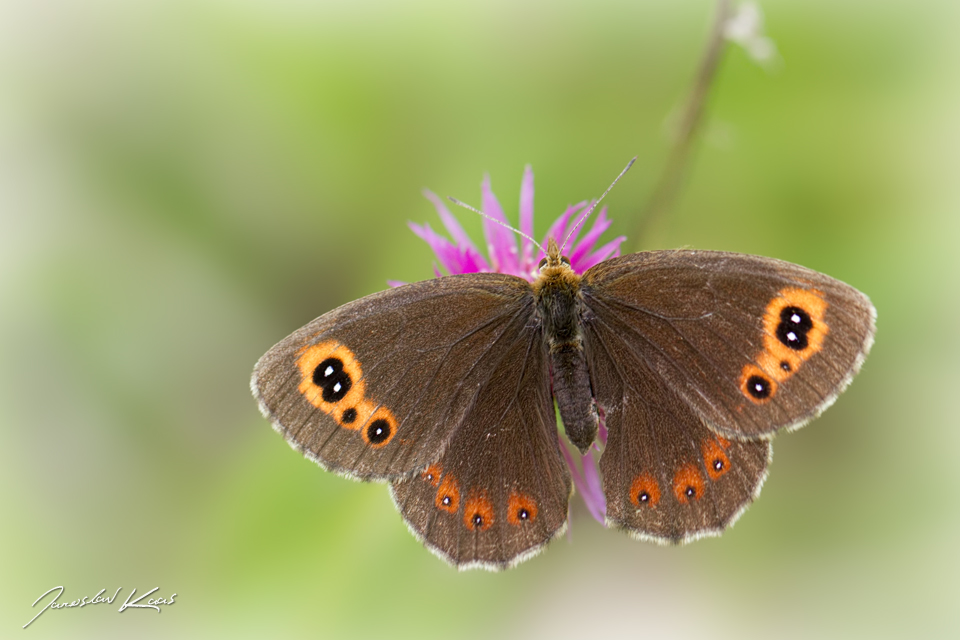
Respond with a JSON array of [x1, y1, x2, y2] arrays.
[[435, 475, 460, 513], [507, 491, 538, 525], [702, 439, 731, 481], [673, 464, 705, 504], [297, 341, 367, 417], [421, 464, 442, 487], [629, 473, 661, 507], [740, 364, 777, 404], [464, 491, 494, 531], [360, 405, 398, 448]]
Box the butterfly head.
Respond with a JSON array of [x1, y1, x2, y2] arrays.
[[538, 238, 572, 272], [534, 238, 580, 294]]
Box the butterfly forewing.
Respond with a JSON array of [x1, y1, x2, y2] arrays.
[[582, 250, 876, 440], [253, 274, 541, 480]]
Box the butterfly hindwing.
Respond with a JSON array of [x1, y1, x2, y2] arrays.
[[252, 274, 540, 480], [582, 250, 876, 440], [585, 316, 771, 541], [390, 325, 571, 569]]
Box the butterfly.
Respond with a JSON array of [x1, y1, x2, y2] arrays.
[[251, 169, 876, 571]]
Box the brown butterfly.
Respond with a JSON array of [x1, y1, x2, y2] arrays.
[[251, 169, 875, 571]]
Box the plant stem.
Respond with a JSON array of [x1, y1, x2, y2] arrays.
[[632, 0, 733, 249]]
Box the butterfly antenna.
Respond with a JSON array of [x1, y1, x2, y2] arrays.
[[560, 157, 637, 254], [447, 196, 545, 254]]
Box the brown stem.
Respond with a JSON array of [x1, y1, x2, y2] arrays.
[[632, 0, 733, 249]]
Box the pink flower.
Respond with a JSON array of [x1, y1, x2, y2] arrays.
[[406, 166, 626, 525]]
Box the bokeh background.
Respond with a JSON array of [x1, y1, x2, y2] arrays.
[[2, 0, 958, 637]]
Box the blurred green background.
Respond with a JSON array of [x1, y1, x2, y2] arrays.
[[2, 0, 957, 637]]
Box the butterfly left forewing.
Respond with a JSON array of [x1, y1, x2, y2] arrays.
[[582, 250, 876, 440], [390, 323, 571, 570], [253, 274, 538, 480]]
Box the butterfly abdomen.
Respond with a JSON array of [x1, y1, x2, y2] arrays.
[[536, 265, 598, 454]]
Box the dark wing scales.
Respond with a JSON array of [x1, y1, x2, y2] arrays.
[[253, 274, 539, 480], [390, 321, 571, 570], [585, 313, 770, 542], [582, 250, 876, 440]]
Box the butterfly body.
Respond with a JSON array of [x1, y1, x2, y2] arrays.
[[535, 239, 598, 454], [253, 246, 875, 569]]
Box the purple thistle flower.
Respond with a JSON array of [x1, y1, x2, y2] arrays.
[[405, 166, 627, 526]]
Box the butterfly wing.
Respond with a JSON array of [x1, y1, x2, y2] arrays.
[[253, 273, 544, 480], [586, 313, 771, 542], [390, 326, 571, 570], [582, 250, 876, 440]]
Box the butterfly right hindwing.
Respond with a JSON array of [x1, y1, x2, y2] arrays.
[[585, 313, 771, 542]]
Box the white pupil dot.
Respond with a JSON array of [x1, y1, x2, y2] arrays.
[[787, 331, 797, 342], [333, 382, 341, 392], [324, 366, 334, 377], [791, 313, 802, 324]]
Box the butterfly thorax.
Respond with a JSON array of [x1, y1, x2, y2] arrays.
[[533, 241, 598, 454]]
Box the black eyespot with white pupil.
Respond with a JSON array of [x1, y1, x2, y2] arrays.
[[776, 306, 813, 351], [472, 513, 483, 527], [442, 496, 451, 506], [746, 375, 772, 399], [713, 459, 724, 471], [685, 486, 696, 498], [638, 491, 650, 503], [313, 357, 352, 402], [518, 508, 530, 520], [366, 419, 391, 445]]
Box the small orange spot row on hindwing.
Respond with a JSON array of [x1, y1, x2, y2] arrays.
[[702, 439, 731, 481], [673, 464, 706, 504], [507, 491, 538, 525], [629, 473, 661, 507], [421, 463, 442, 487], [435, 475, 460, 513], [360, 405, 398, 448], [464, 491, 494, 531], [740, 364, 777, 404]]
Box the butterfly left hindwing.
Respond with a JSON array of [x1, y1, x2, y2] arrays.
[[390, 320, 571, 570]]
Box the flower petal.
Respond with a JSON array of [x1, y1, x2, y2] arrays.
[[580, 451, 607, 524], [559, 199, 594, 254], [423, 190, 477, 252], [408, 221, 459, 274], [387, 280, 406, 288], [561, 443, 606, 524], [519, 165, 535, 272], [568, 206, 611, 267], [481, 175, 521, 275], [575, 235, 626, 272], [538, 201, 587, 261]]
